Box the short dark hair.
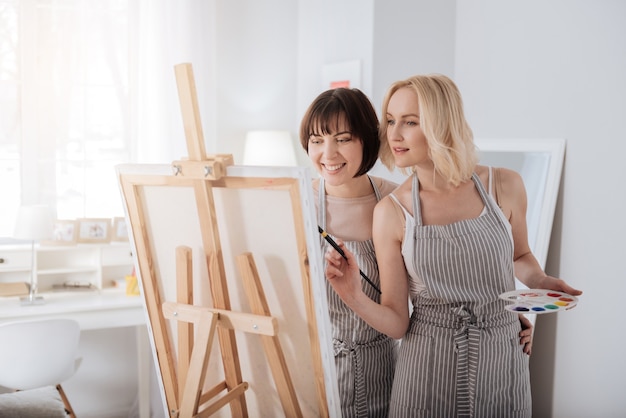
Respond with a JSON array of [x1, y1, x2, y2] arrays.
[[299, 88, 380, 177]]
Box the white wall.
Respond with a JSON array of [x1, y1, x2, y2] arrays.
[[215, 0, 298, 159], [295, 0, 375, 167], [372, 0, 457, 111]]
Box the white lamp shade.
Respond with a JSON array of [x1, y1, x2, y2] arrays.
[[243, 130, 298, 166], [13, 205, 54, 241]]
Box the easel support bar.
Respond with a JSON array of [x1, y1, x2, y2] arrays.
[[162, 302, 278, 336], [171, 155, 234, 181]]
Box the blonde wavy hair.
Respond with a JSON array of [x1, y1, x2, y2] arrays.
[[378, 74, 478, 186]]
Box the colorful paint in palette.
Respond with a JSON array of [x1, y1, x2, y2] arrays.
[[499, 289, 579, 314]]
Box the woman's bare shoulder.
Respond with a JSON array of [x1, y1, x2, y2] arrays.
[[475, 165, 524, 189], [376, 177, 413, 218]]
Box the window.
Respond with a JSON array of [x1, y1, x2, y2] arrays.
[[0, 0, 134, 236]]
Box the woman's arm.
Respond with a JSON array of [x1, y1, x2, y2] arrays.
[[499, 168, 582, 296], [325, 196, 411, 339]]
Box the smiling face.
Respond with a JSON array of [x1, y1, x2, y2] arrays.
[[385, 86, 431, 169], [307, 114, 365, 189]]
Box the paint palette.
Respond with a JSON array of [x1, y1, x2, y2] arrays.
[[499, 289, 579, 314]]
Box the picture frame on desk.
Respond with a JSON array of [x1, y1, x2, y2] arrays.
[[111, 217, 129, 242], [42, 220, 78, 246], [77, 218, 111, 243]]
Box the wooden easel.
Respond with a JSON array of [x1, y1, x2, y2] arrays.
[[131, 63, 308, 417]]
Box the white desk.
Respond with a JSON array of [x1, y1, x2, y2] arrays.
[[0, 290, 151, 418]]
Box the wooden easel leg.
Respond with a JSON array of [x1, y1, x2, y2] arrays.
[[179, 311, 219, 417], [171, 246, 251, 418], [205, 250, 248, 417], [56, 384, 76, 418], [237, 253, 303, 418], [176, 246, 194, 402], [174, 62, 248, 417]]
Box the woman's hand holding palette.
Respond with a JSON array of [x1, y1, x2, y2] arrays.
[[499, 289, 579, 314]]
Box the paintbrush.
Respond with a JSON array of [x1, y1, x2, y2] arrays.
[[318, 226, 382, 294]]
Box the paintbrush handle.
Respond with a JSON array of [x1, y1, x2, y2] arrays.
[[318, 226, 381, 294]]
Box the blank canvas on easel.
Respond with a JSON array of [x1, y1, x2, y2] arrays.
[[117, 163, 340, 417]]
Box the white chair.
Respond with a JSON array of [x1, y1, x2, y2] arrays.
[[0, 318, 81, 417]]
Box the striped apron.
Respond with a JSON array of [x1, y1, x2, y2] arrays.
[[388, 173, 531, 418], [319, 177, 397, 418]]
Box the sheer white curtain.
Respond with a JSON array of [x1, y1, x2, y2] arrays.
[[134, 0, 217, 164], [0, 1, 218, 236], [1, 0, 139, 234]]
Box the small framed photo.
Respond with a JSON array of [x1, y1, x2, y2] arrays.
[[112, 217, 129, 241], [77, 218, 111, 243], [42, 220, 78, 246]]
